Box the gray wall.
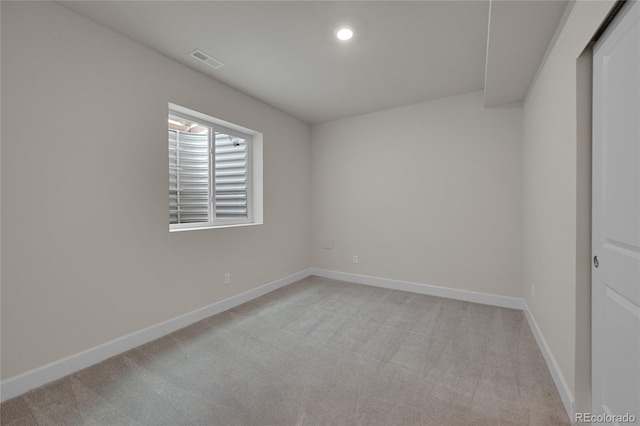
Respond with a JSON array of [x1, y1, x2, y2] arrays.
[[1, 1, 311, 380], [522, 0, 614, 405], [311, 91, 523, 298]]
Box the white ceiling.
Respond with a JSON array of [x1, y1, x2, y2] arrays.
[[59, 1, 567, 124]]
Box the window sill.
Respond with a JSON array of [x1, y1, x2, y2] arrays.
[[169, 222, 262, 233]]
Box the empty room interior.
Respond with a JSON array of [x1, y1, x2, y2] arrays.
[[1, 0, 639, 425]]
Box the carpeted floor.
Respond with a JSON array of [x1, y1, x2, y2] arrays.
[[1, 276, 570, 425]]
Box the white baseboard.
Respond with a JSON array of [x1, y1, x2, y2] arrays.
[[0, 268, 312, 402], [523, 301, 576, 422], [310, 268, 525, 310]]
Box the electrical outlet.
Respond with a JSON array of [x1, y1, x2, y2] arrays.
[[224, 273, 231, 285], [353, 255, 358, 264]]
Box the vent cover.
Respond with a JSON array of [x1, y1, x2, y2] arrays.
[[189, 49, 224, 69]]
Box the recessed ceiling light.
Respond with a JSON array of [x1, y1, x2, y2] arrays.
[[336, 27, 354, 41]]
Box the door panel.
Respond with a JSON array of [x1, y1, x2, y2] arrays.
[[592, 0, 640, 421], [602, 288, 640, 416], [602, 244, 640, 306]]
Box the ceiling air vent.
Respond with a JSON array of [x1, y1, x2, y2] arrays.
[[189, 49, 224, 69]]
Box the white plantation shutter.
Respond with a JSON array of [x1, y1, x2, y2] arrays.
[[214, 133, 248, 220], [169, 130, 210, 225], [169, 109, 252, 229]]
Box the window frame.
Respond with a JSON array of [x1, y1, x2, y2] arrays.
[[169, 107, 255, 232]]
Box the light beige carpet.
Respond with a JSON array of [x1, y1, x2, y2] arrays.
[[1, 276, 570, 425]]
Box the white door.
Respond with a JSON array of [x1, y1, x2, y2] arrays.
[[592, 0, 640, 421]]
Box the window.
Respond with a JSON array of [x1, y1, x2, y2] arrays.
[[169, 105, 261, 231]]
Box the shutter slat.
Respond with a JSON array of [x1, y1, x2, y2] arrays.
[[215, 161, 246, 169], [216, 153, 246, 162]]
